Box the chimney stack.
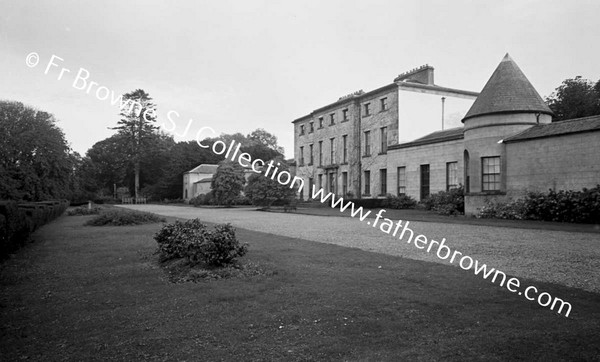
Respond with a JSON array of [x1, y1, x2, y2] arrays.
[[394, 64, 435, 85]]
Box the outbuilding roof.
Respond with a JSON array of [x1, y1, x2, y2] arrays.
[[389, 127, 464, 150], [185, 164, 219, 174], [504, 115, 600, 143], [193, 177, 213, 184], [462, 54, 553, 122]]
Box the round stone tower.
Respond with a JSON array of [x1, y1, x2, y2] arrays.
[[462, 54, 553, 213]]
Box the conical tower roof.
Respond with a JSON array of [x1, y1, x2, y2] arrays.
[[462, 54, 553, 122]]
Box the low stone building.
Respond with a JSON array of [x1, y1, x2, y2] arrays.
[[182, 164, 219, 201], [292, 54, 600, 215], [182, 159, 296, 201]]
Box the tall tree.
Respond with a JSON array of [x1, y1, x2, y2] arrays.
[[0, 101, 74, 200], [211, 162, 245, 206], [85, 133, 129, 192], [545, 76, 600, 121], [112, 89, 159, 198], [248, 128, 285, 155]]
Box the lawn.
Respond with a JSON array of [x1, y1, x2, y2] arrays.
[[1, 215, 599, 361]]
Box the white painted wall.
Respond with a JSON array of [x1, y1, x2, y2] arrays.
[[397, 89, 475, 143]]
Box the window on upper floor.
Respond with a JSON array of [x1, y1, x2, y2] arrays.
[[318, 117, 324, 128], [380, 97, 388, 111], [330, 113, 335, 125], [330, 138, 335, 164], [342, 135, 348, 163], [300, 124, 305, 135], [342, 109, 349, 122], [309, 122, 314, 133], [364, 131, 371, 156], [318, 141, 323, 166], [364, 103, 371, 116], [380, 127, 387, 154]]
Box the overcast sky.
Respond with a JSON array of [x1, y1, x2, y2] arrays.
[[1, 0, 599, 158]]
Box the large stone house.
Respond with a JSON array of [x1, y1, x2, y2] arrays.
[[292, 54, 600, 214]]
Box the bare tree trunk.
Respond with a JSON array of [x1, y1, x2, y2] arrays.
[[134, 160, 140, 200]]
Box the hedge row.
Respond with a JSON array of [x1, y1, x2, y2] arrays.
[[0, 199, 69, 259], [479, 185, 600, 224]]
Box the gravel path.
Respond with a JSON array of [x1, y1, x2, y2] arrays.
[[119, 205, 600, 293]]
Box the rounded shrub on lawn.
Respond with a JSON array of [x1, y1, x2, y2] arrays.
[[85, 209, 165, 226], [154, 219, 248, 267], [67, 205, 103, 216]]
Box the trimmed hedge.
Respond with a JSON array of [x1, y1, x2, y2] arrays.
[[345, 198, 387, 209], [0, 199, 69, 259], [479, 185, 600, 224]]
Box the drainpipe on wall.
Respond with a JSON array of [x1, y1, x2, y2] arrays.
[[441, 97, 446, 130]]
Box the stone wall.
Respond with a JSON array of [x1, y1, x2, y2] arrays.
[[505, 131, 600, 196], [387, 139, 464, 201]]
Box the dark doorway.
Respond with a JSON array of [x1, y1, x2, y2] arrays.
[[420, 164, 430, 200]]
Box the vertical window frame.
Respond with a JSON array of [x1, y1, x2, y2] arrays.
[[481, 156, 501, 191], [446, 162, 458, 191], [380, 169, 387, 195], [397, 166, 406, 195]]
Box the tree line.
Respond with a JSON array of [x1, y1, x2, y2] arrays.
[[1, 76, 599, 203], [0, 89, 285, 203]]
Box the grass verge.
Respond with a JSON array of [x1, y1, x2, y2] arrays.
[[1, 215, 599, 361]]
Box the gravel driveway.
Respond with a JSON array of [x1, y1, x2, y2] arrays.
[[119, 205, 600, 293]]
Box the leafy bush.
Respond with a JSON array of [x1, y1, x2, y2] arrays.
[[244, 157, 297, 208], [85, 208, 165, 226], [211, 163, 246, 206], [191, 192, 215, 206], [478, 185, 600, 224], [232, 195, 252, 205], [383, 194, 417, 209], [155, 219, 248, 267], [421, 186, 465, 215], [67, 205, 102, 216], [478, 199, 528, 220]]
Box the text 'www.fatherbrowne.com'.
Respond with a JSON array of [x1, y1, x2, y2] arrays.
[[309, 185, 573, 318]]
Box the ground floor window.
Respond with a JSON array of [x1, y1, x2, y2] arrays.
[[482, 156, 501, 191], [342, 172, 348, 196], [380, 169, 387, 195], [397, 167, 406, 195], [446, 162, 458, 191], [329, 172, 336, 194], [364, 170, 371, 195]]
